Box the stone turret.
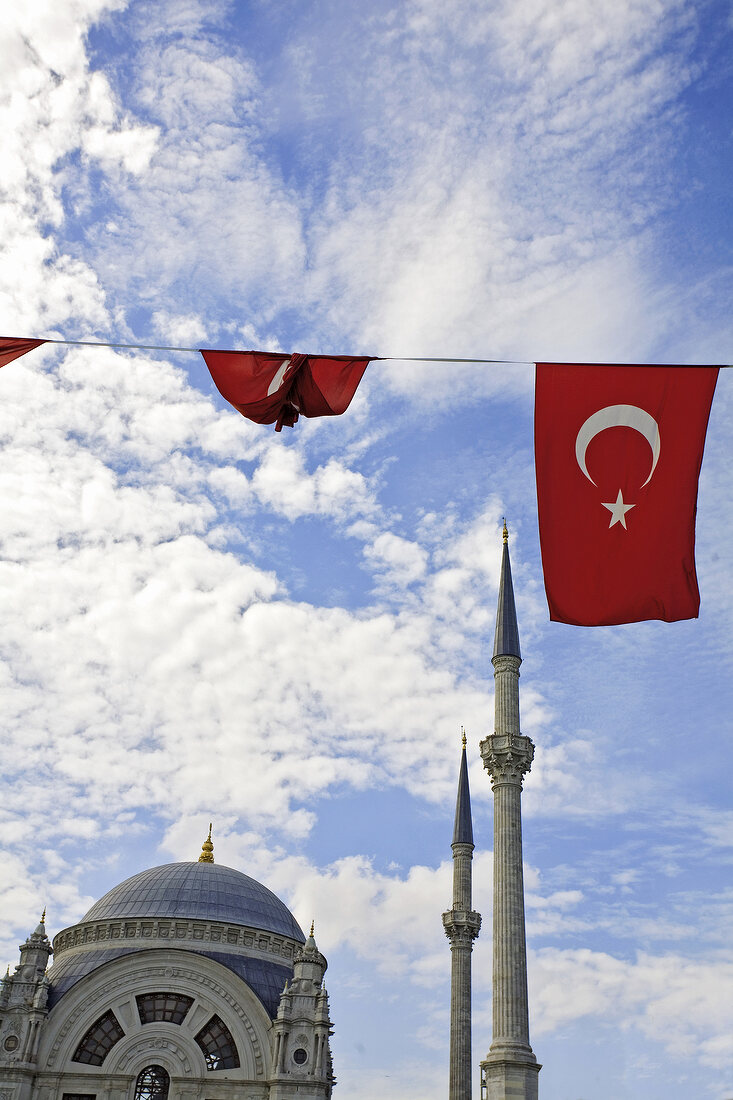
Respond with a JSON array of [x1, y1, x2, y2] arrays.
[[270, 925, 334, 1100], [443, 733, 481, 1100], [0, 911, 52, 1098], [479, 526, 540, 1100]]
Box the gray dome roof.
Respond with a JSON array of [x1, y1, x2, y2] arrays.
[[82, 862, 305, 941]]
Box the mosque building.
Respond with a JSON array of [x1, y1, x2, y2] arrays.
[[0, 828, 334, 1100], [1, 530, 537, 1100]]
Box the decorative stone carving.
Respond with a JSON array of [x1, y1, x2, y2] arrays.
[[115, 1036, 191, 1074], [442, 909, 481, 949], [479, 733, 535, 788], [52, 921, 297, 966], [491, 655, 520, 677]]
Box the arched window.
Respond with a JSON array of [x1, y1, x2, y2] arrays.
[[71, 1011, 125, 1065], [136, 992, 194, 1025], [194, 1015, 240, 1070], [133, 1065, 170, 1100]]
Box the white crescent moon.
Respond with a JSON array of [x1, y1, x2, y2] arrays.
[[575, 404, 661, 488], [267, 357, 292, 397]]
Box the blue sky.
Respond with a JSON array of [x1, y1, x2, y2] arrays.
[[1, 1, 732, 1098]]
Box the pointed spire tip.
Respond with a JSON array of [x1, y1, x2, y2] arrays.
[[493, 524, 521, 660], [452, 737, 474, 845]]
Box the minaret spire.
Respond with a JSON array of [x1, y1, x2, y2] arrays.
[[453, 728, 474, 846], [494, 521, 521, 661], [480, 526, 540, 1099], [443, 733, 481, 1100]]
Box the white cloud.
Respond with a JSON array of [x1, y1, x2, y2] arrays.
[[152, 310, 208, 345], [0, 349, 511, 904], [0, 1, 161, 337], [82, 18, 307, 324], [82, 121, 159, 174], [364, 531, 428, 587], [297, 0, 702, 390], [251, 448, 377, 521], [531, 946, 733, 1068]]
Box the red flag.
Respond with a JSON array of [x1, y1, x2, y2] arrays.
[[201, 350, 371, 431], [535, 363, 719, 625], [0, 337, 46, 368]]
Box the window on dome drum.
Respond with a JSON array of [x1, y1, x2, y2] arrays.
[[136, 992, 194, 1025], [62, 1094, 96, 1100], [194, 1015, 240, 1070], [133, 1065, 170, 1100], [71, 1010, 125, 1065]]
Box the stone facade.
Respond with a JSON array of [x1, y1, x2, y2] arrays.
[[269, 933, 334, 1100], [0, 864, 334, 1100], [0, 918, 52, 1100]]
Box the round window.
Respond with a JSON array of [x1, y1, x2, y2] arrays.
[[4, 1036, 19, 1052], [292, 1047, 308, 1065]]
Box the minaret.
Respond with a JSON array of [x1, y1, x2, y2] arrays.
[[442, 732, 481, 1100], [479, 524, 540, 1100]]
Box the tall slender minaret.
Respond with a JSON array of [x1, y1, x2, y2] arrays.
[[480, 524, 540, 1100], [443, 731, 481, 1100]]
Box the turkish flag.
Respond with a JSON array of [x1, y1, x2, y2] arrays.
[[535, 364, 719, 625], [0, 337, 46, 367], [201, 350, 371, 431]]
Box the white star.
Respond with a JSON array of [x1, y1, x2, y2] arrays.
[[601, 489, 636, 529]]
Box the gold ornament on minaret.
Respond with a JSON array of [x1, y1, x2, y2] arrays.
[[198, 823, 215, 863]]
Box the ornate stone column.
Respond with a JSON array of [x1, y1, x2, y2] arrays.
[[443, 737, 481, 1100]]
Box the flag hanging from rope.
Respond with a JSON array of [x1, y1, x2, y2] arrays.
[[0, 337, 46, 367], [535, 363, 719, 626], [201, 350, 372, 430]]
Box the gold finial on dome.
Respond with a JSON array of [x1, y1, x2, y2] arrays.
[[40, 907, 46, 924], [198, 823, 214, 863], [502, 517, 508, 544], [310, 920, 315, 937], [461, 726, 467, 748]]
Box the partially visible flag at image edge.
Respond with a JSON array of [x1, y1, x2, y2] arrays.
[[0, 337, 46, 367], [535, 363, 719, 626]]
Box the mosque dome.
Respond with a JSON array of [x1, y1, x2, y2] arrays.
[[47, 840, 306, 1018], [82, 861, 304, 940]]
